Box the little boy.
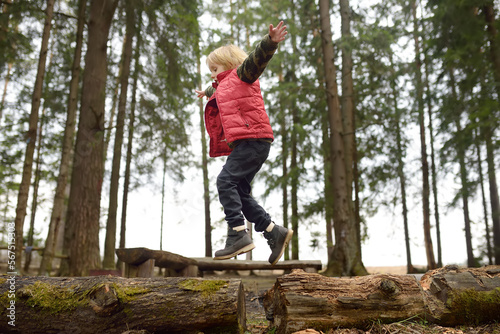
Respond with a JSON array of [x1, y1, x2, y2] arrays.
[[195, 22, 292, 265]]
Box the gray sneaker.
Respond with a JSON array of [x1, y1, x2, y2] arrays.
[[263, 224, 293, 265], [214, 228, 255, 260]]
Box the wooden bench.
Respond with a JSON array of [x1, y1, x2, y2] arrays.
[[116, 247, 323, 278]]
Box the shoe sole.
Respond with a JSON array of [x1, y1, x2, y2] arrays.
[[271, 229, 294, 265], [213, 243, 256, 260]]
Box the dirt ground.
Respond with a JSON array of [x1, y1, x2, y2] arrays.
[[206, 267, 500, 334]]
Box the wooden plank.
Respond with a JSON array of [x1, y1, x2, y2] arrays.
[[116, 247, 198, 269], [151, 249, 197, 270], [115, 247, 154, 265], [193, 257, 322, 272]]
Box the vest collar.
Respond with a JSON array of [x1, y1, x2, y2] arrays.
[[216, 69, 234, 85]]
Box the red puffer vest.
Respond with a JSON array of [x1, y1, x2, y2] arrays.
[[204, 69, 274, 157]]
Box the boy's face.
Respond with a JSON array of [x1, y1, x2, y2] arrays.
[[210, 62, 226, 83]]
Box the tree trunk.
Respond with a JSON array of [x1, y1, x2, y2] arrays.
[[484, 124, 500, 265], [120, 5, 142, 257], [103, 0, 135, 269], [475, 130, 493, 265], [264, 266, 500, 333], [449, 70, 475, 267], [40, 0, 86, 276], [484, 3, 500, 101], [339, 0, 354, 201], [160, 153, 167, 251], [289, 0, 299, 260], [483, 3, 500, 265], [25, 108, 45, 272], [411, 0, 436, 270], [339, 0, 363, 263], [0, 0, 13, 75], [0, 62, 12, 125], [421, 15, 443, 267], [14, 0, 54, 270], [278, 63, 290, 261], [389, 52, 414, 274], [66, 0, 118, 276], [322, 91, 334, 264], [197, 51, 212, 258], [319, 0, 366, 276], [0, 275, 246, 334]]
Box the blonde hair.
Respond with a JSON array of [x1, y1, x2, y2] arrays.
[[207, 45, 248, 71]]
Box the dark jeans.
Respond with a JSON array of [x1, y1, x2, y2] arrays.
[[217, 140, 272, 232]]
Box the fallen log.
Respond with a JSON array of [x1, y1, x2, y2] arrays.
[[263, 269, 425, 333], [420, 265, 500, 326], [264, 266, 500, 334], [0, 275, 245, 334]]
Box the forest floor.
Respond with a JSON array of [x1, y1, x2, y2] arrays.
[[205, 266, 500, 334]]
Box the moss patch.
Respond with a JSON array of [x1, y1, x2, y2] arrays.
[[20, 281, 87, 314], [110, 283, 150, 303], [178, 279, 227, 298], [448, 287, 500, 325]]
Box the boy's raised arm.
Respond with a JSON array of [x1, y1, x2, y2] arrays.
[[237, 21, 288, 84]]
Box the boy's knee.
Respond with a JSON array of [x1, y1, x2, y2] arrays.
[[216, 173, 230, 190]]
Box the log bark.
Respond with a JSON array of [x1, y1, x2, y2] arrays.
[[264, 266, 500, 334], [420, 265, 500, 326], [264, 269, 425, 333], [0, 275, 246, 333]]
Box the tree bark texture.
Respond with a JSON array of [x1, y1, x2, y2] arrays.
[[103, 0, 135, 269], [66, 0, 118, 276], [390, 51, 414, 273], [319, 0, 365, 277], [264, 266, 500, 334], [481, 4, 500, 264], [0, 275, 246, 334], [197, 55, 212, 258], [411, 0, 436, 270], [420, 265, 500, 326], [14, 0, 54, 270], [40, 0, 86, 276]]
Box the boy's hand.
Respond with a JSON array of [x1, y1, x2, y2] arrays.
[[195, 89, 207, 99], [269, 21, 287, 43]]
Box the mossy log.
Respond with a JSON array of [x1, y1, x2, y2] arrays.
[[263, 269, 425, 333], [0, 275, 245, 334], [264, 266, 500, 334], [420, 265, 500, 326]]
